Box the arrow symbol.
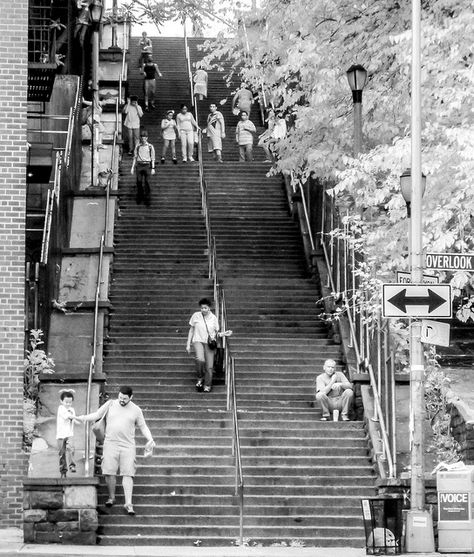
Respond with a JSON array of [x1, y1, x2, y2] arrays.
[[388, 288, 446, 314]]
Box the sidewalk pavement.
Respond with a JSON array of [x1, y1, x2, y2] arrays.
[[1, 545, 474, 557], [1, 530, 473, 557]]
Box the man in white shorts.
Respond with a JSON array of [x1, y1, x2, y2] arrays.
[[77, 385, 155, 515]]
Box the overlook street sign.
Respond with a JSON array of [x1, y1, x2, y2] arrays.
[[382, 284, 452, 318], [425, 252, 474, 271]]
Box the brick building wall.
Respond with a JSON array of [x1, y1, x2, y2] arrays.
[[0, 1, 29, 528]]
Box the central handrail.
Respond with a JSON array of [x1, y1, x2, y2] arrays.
[[188, 39, 244, 539]]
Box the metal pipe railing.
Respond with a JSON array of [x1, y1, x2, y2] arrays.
[[84, 96, 120, 474], [312, 183, 396, 477], [84, 233, 105, 476]]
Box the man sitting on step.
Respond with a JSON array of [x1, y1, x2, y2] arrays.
[[315, 359, 354, 421]]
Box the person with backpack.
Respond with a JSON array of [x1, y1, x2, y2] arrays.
[[130, 130, 155, 206]]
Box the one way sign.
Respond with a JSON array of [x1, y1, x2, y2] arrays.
[[382, 284, 452, 318]]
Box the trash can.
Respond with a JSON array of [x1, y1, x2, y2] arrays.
[[361, 495, 403, 555], [437, 465, 474, 552]]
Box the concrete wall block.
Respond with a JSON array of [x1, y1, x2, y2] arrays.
[[56, 521, 79, 532], [35, 522, 55, 532], [48, 509, 79, 522], [29, 490, 63, 510], [23, 509, 47, 523], [59, 530, 96, 544], [23, 523, 35, 543], [64, 486, 97, 509], [35, 531, 62, 544], [79, 508, 98, 531]]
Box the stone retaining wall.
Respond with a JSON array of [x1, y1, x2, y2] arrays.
[[448, 400, 474, 463], [23, 478, 99, 544]]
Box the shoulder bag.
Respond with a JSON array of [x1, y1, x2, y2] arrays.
[[202, 313, 218, 350], [91, 400, 112, 444]]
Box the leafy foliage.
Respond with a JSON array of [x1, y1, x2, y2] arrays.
[[201, 0, 474, 319], [24, 329, 55, 404], [424, 347, 461, 464]]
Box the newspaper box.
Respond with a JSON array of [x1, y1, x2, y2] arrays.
[[437, 466, 474, 552]]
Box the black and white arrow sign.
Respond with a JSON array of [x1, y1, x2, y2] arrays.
[[382, 284, 452, 318]]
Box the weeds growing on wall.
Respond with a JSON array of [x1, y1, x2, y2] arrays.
[[23, 329, 55, 448]]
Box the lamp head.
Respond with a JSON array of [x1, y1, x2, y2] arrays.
[[346, 64, 368, 93], [89, 0, 104, 25], [399, 168, 427, 204]]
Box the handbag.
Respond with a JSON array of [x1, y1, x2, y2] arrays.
[[202, 313, 217, 350], [91, 401, 111, 444]]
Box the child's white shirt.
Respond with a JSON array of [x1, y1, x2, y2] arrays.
[[56, 405, 76, 439]]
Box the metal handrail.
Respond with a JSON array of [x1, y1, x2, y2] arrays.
[[316, 186, 396, 478], [229, 356, 244, 544], [84, 233, 105, 476], [84, 96, 120, 474], [40, 152, 62, 264], [183, 29, 194, 108], [215, 282, 244, 545]]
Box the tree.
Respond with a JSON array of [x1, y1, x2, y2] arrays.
[[201, 0, 474, 320], [123, 0, 237, 34]]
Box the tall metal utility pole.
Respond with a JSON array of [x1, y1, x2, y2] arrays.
[[405, 1, 435, 550]]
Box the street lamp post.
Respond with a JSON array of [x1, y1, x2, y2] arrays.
[[346, 64, 367, 156], [89, 0, 103, 188], [400, 168, 426, 268]]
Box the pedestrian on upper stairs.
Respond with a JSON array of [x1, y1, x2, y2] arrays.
[[193, 65, 208, 100], [315, 359, 354, 421], [123, 95, 143, 155], [141, 54, 163, 111], [161, 109, 178, 164], [76, 385, 155, 516], [204, 103, 225, 163], [130, 129, 155, 206], [176, 104, 199, 163], [186, 298, 232, 393], [138, 31, 152, 68], [235, 110, 256, 162], [232, 83, 254, 117]]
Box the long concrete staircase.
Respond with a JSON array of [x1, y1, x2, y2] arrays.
[[97, 36, 375, 547]]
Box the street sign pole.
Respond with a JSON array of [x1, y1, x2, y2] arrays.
[[406, 0, 435, 551]]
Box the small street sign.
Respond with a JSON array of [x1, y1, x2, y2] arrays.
[[421, 320, 451, 347], [425, 252, 474, 271], [382, 284, 452, 318], [396, 271, 439, 284]]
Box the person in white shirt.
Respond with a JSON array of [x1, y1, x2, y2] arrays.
[[235, 111, 256, 162], [77, 386, 155, 516], [176, 104, 199, 163], [193, 67, 208, 100], [160, 110, 178, 164], [56, 390, 78, 478], [123, 96, 143, 155], [130, 130, 156, 206], [186, 298, 231, 392], [315, 359, 354, 421]]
